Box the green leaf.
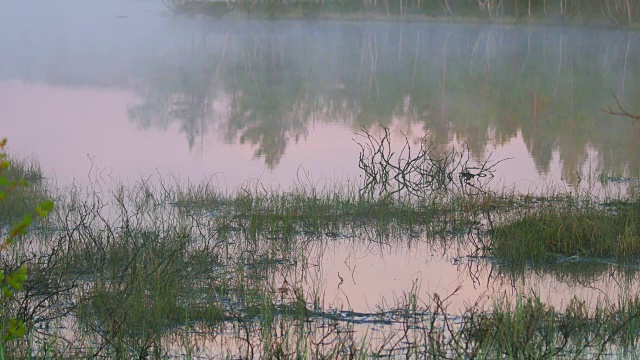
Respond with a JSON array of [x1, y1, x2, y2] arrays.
[[8, 215, 32, 240], [14, 265, 26, 282], [39, 200, 54, 212], [36, 200, 54, 217], [5, 268, 25, 291], [2, 287, 12, 298], [5, 266, 27, 291], [4, 318, 26, 341]]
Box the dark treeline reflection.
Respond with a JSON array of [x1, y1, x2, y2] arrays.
[[129, 22, 639, 178]]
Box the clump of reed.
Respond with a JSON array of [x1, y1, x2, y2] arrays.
[[0, 154, 49, 226], [4, 136, 640, 358], [7, 175, 640, 358], [491, 194, 640, 264], [167, 125, 514, 245], [171, 178, 488, 243], [463, 293, 640, 359], [186, 287, 640, 359]]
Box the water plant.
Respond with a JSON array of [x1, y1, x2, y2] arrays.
[[0, 140, 638, 357], [0, 138, 53, 355], [491, 193, 640, 264]]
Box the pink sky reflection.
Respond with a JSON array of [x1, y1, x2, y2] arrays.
[[307, 238, 636, 314], [1, 79, 635, 318], [1, 81, 363, 190]]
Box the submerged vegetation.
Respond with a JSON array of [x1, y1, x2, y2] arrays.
[[2, 128, 640, 358]]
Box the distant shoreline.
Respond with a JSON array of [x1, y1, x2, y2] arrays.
[[170, 1, 639, 29]]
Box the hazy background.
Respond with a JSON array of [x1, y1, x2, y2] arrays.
[[2, 0, 638, 190]]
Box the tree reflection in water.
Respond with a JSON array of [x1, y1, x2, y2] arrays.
[[128, 23, 640, 181]]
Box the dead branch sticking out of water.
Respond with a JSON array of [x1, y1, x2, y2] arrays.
[[355, 126, 508, 199]]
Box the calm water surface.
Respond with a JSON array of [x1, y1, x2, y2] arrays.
[[2, 0, 639, 190], [3, 1, 640, 355]]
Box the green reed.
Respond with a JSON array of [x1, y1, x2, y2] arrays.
[[4, 149, 640, 357], [491, 194, 640, 264]]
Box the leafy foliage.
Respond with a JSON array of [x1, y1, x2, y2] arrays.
[[0, 138, 53, 343]]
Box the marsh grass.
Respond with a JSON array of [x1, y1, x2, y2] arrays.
[[171, 178, 506, 245], [4, 148, 640, 357], [491, 194, 640, 264], [8, 180, 640, 358], [0, 155, 49, 226], [184, 288, 640, 359], [463, 293, 640, 359]]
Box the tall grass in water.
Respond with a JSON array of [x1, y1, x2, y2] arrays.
[[173, 180, 422, 235], [491, 193, 640, 264], [465, 292, 640, 359], [4, 144, 640, 357], [6, 176, 640, 358], [0, 148, 56, 358], [0, 155, 48, 226]]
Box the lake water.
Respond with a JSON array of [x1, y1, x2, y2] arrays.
[[2, 0, 639, 191], [3, 1, 640, 356]]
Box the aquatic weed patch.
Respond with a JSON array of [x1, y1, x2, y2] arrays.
[[464, 293, 640, 359], [5, 147, 640, 357], [0, 154, 49, 226], [491, 196, 640, 264], [172, 181, 489, 241], [9, 180, 640, 358], [175, 289, 640, 359]]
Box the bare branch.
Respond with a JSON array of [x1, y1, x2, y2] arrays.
[[354, 126, 508, 200], [601, 91, 640, 121]]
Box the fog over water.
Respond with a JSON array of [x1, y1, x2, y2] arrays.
[[4, 4, 640, 357], [2, 0, 639, 191]]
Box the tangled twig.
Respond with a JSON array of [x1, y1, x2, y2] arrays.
[[354, 126, 509, 199]]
